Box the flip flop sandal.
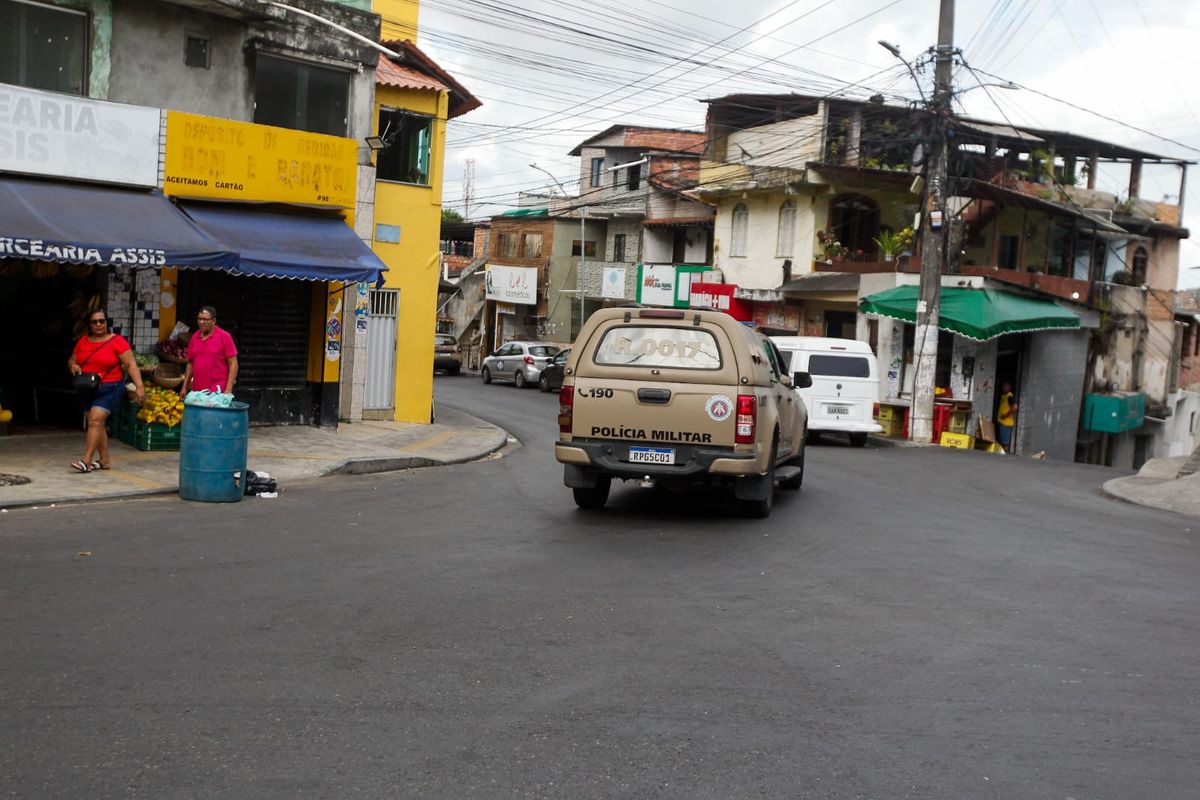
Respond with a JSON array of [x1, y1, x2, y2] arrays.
[[71, 460, 94, 473], [92, 461, 111, 470]]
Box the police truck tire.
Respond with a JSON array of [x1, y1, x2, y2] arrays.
[[573, 478, 611, 509]]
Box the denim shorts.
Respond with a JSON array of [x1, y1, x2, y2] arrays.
[[83, 381, 125, 414], [996, 422, 1013, 446]]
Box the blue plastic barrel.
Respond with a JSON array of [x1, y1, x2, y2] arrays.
[[178, 401, 250, 502]]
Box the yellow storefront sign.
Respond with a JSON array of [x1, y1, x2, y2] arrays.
[[164, 111, 356, 208]]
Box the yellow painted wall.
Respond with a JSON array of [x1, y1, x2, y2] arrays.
[[372, 85, 447, 423], [373, 0, 419, 42]]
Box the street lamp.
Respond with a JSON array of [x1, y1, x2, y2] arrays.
[[878, 41, 928, 105], [530, 163, 587, 336]]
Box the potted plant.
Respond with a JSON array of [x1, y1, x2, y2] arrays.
[[817, 229, 849, 262], [873, 229, 902, 262]]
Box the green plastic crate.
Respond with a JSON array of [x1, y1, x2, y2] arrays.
[[117, 416, 181, 451]]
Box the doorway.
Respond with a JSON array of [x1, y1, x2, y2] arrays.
[[995, 336, 1023, 450], [364, 288, 398, 413]]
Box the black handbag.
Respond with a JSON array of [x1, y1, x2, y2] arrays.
[[73, 338, 115, 395], [72, 372, 101, 393]]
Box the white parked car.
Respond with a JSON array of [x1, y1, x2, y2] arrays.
[[770, 336, 883, 447], [481, 341, 560, 388]]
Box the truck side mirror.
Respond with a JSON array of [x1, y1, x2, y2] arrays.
[[793, 372, 813, 389]]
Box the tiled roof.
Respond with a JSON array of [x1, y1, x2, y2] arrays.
[[376, 56, 449, 92]]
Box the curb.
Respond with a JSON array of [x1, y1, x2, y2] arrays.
[[1, 421, 511, 511]]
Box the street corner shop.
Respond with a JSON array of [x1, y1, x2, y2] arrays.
[[0, 85, 385, 430]]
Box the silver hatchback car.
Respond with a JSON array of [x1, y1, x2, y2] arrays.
[[481, 341, 560, 389]]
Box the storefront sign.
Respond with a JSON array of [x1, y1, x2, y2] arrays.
[[690, 282, 753, 320], [164, 111, 356, 208], [601, 267, 626, 299], [485, 265, 537, 305], [638, 263, 677, 306], [0, 237, 166, 266], [0, 84, 160, 187], [753, 304, 801, 332]]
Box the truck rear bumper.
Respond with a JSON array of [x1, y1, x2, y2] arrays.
[[556, 439, 759, 482]]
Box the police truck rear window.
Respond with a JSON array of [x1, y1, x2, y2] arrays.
[[806, 354, 870, 378], [594, 327, 721, 370]]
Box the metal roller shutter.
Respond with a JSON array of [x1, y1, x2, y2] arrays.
[[177, 271, 310, 389]]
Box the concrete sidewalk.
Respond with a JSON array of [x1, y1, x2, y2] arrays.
[[1102, 456, 1200, 518], [0, 405, 508, 510]]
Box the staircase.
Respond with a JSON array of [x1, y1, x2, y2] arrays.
[[1176, 441, 1200, 478]]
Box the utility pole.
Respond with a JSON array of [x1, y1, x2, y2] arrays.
[[910, 0, 956, 443]]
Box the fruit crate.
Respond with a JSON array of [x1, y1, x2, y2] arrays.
[[118, 418, 181, 451]]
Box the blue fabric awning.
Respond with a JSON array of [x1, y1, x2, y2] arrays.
[[0, 177, 237, 269], [180, 203, 388, 284]]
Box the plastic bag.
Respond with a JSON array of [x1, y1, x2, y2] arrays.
[[243, 470, 277, 496], [184, 389, 235, 407]]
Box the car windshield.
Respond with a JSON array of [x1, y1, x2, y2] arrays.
[[594, 326, 721, 369], [806, 354, 871, 378], [528, 346, 559, 357]]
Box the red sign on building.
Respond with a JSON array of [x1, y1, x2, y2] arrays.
[[689, 282, 753, 321]]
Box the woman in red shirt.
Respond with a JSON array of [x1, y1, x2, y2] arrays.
[[67, 310, 146, 473]]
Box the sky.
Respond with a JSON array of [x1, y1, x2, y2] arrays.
[[411, 0, 1200, 290]]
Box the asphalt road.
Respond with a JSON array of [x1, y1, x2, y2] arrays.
[[2, 374, 1198, 799]]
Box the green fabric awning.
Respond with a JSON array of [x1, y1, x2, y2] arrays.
[[859, 285, 1080, 341]]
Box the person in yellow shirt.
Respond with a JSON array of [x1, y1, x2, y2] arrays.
[[996, 381, 1018, 453]]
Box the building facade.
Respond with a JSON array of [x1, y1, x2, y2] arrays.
[[0, 0, 390, 428]]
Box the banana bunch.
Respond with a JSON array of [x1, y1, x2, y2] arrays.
[[135, 386, 185, 428]]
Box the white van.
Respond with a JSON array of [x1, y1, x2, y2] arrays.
[[769, 336, 883, 447]]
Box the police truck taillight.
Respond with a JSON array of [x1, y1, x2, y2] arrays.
[[735, 394, 756, 444], [558, 386, 574, 434]]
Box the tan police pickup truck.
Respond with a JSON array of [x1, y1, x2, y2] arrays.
[[554, 307, 810, 517]]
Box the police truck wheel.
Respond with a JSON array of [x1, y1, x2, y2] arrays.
[[573, 478, 611, 509]]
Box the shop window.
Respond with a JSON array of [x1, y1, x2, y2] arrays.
[[571, 240, 597, 257], [590, 157, 604, 187], [254, 54, 349, 136], [776, 201, 795, 257], [522, 233, 543, 258], [0, 0, 88, 95], [496, 233, 518, 258], [376, 107, 433, 185], [612, 233, 626, 262], [730, 203, 749, 257]]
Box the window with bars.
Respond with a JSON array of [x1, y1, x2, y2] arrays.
[[612, 233, 626, 262]]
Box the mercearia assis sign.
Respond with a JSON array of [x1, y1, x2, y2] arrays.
[[0, 237, 166, 266]]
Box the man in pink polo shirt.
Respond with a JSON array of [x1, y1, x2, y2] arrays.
[[182, 306, 239, 394]]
